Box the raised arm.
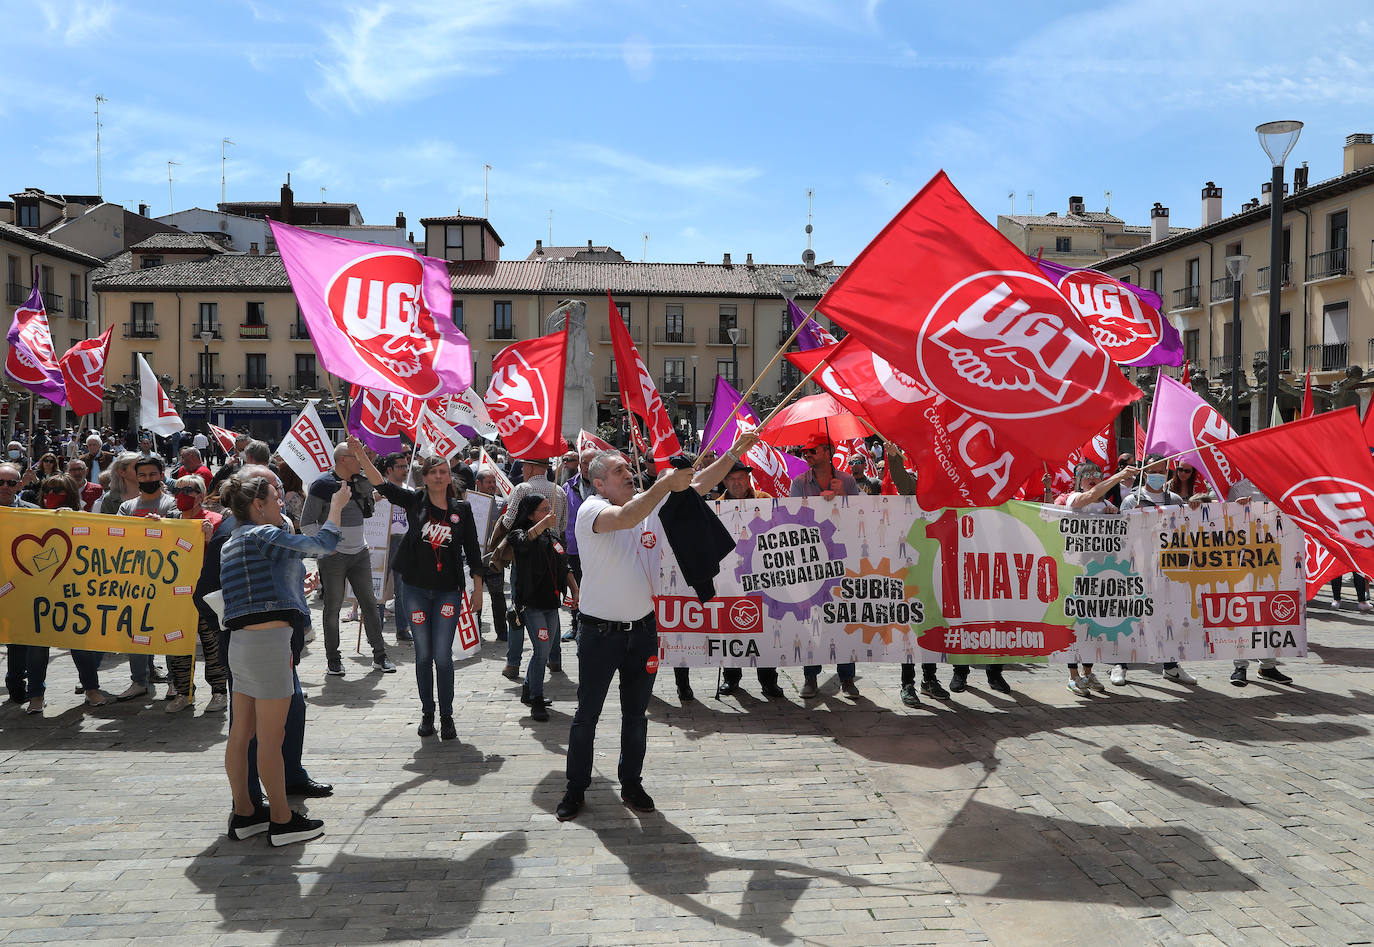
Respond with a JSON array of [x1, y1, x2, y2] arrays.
[[693, 432, 759, 495]]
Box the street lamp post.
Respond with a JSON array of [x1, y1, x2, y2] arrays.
[[689, 353, 699, 437], [1256, 119, 1302, 425], [1225, 254, 1249, 431], [199, 330, 214, 432], [727, 326, 740, 389], [471, 348, 481, 392]]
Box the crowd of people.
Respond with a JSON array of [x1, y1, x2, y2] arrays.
[[1, 419, 1350, 843]]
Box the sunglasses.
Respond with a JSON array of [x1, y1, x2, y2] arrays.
[[171, 486, 203, 496], [0, 479, 19, 487]]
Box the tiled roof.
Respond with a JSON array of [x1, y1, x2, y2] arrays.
[[0, 219, 105, 267], [527, 245, 626, 262], [448, 260, 548, 293], [130, 232, 227, 252], [94, 254, 290, 291], [90, 250, 133, 283], [1072, 211, 1124, 224], [1003, 214, 1104, 229]]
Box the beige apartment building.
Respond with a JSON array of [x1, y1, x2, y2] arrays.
[[998, 195, 1184, 266], [1101, 134, 1374, 430]]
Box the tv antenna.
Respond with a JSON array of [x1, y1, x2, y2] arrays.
[[1026, 191, 1034, 215], [484, 163, 492, 218], [641, 232, 649, 262], [167, 160, 181, 216], [221, 138, 235, 205], [95, 95, 108, 198]]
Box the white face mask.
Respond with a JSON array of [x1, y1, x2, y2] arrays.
[[7, 450, 20, 460], [1145, 472, 1167, 491]]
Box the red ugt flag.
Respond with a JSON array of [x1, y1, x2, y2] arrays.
[[607, 291, 681, 466], [816, 171, 1139, 466], [1214, 408, 1374, 577], [486, 329, 567, 460], [59, 327, 113, 416]]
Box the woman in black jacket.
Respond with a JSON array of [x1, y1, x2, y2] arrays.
[[508, 492, 577, 722], [351, 437, 485, 741]]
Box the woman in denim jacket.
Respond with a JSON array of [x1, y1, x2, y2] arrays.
[[219, 472, 349, 847]]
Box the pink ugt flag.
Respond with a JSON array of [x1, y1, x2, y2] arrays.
[[1144, 373, 1243, 498]]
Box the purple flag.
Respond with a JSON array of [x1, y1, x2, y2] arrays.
[[1034, 258, 1183, 367], [1144, 373, 1243, 498], [700, 375, 808, 479], [5, 281, 67, 405], [787, 299, 839, 352], [347, 387, 409, 455]]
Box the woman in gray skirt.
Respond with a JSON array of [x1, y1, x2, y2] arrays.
[[219, 471, 350, 846]]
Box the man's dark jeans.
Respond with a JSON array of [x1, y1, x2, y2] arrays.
[[566, 616, 657, 792]]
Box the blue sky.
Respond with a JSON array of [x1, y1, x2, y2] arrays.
[[6, 0, 1373, 265]]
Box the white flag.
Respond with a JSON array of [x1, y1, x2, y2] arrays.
[[439, 387, 498, 440], [478, 446, 513, 497], [276, 401, 335, 486], [414, 403, 468, 461], [137, 354, 184, 436]]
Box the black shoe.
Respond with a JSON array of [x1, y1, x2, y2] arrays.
[[439, 715, 457, 740], [900, 683, 920, 707], [621, 783, 656, 813], [717, 679, 737, 697], [986, 672, 1011, 694], [521, 682, 531, 705], [397, 630, 413, 642], [760, 682, 786, 699], [531, 702, 549, 722], [285, 779, 333, 798], [417, 713, 436, 737], [1230, 667, 1248, 687], [547, 663, 562, 673], [556, 790, 584, 821], [677, 684, 695, 702], [227, 804, 271, 840], [921, 678, 950, 700], [326, 659, 344, 677], [269, 811, 325, 847], [949, 671, 968, 693], [1258, 666, 1293, 685]]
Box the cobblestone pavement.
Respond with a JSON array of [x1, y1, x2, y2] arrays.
[[2, 601, 1373, 946]]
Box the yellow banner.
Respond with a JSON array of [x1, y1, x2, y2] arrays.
[[0, 508, 205, 656]]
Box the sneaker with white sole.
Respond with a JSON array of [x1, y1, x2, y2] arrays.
[[1066, 677, 1089, 697], [164, 694, 193, 714], [116, 683, 149, 701], [1163, 665, 1197, 684], [1359, 602, 1374, 614], [205, 693, 229, 713], [1109, 665, 1127, 686], [1082, 671, 1106, 693], [268, 811, 325, 846], [227, 804, 271, 840], [799, 676, 819, 699], [372, 657, 397, 673]]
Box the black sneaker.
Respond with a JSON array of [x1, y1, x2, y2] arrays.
[[531, 702, 549, 722], [326, 659, 344, 677], [621, 783, 655, 813], [417, 713, 436, 737], [268, 811, 325, 847], [227, 804, 270, 840], [556, 790, 584, 821], [760, 682, 786, 699], [986, 672, 1011, 694], [372, 657, 397, 673], [439, 715, 457, 740], [921, 678, 950, 700], [1258, 666, 1293, 684], [1230, 667, 1248, 687], [949, 670, 969, 693], [677, 684, 695, 702], [900, 683, 920, 707]]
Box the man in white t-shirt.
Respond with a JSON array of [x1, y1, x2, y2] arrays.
[[557, 436, 754, 822]]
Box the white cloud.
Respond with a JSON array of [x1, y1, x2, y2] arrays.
[[562, 143, 761, 193], [39, 0, 117, 45], [622, 34, 654, 81]]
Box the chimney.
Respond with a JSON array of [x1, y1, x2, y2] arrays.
[[138, 203, 149, 217], [535, 239, 544, 255], [723, 252, 733, 268], [280, 174, 294, 224], [249, 242, 259, 256], [1260, 181, 1288, 205], [1294, 162, 1309, 191], [395, 211, 406, 229], [1201, 181, 1223, 226], [1150, 203, 1170, 243], [1068, 195, 1085, 215], [1343, 133, 1374, 173], [587, 239, 593, 250], [745, 252, 754, 268]]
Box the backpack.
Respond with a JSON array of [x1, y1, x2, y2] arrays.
[[485, 516, 515, 570]]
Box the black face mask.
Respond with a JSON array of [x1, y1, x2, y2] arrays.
[[138, 480, 163, 495]]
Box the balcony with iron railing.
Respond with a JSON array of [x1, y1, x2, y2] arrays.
[[598, 324, 642, 344], [44, 291, 63, 313], [291, 373, 319, 391], [1255, 349, 1292, 372], [289, 322, 311, 340], [193, 373, 224, 390], [6, 283, 29, 305], [778, 326, 796, 346], [603, 375, 620, 394], [123, 321, 158, 339], [1210, 276, 1243, 303], [69, 298, 88, 321], [654, 327, 694, 344], [239, 323, 269, 339], [707, 327, 749, 345], [660, 376, 691, 396], [238, 372, 272, 390], [192, 324, 222, 340], [1256, 262, 1292, 294], [1309, 247, 1351, 281], [490, 321, 517, 341], [1209, 354, 1248, 380], [1171, 286, 1201, 311], [1306, 342, 1348, 372]]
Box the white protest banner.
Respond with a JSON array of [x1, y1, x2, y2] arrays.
[[276, 401, 335, 486], [656, 496, 1305, 668], [478, 447, 513, 498]]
